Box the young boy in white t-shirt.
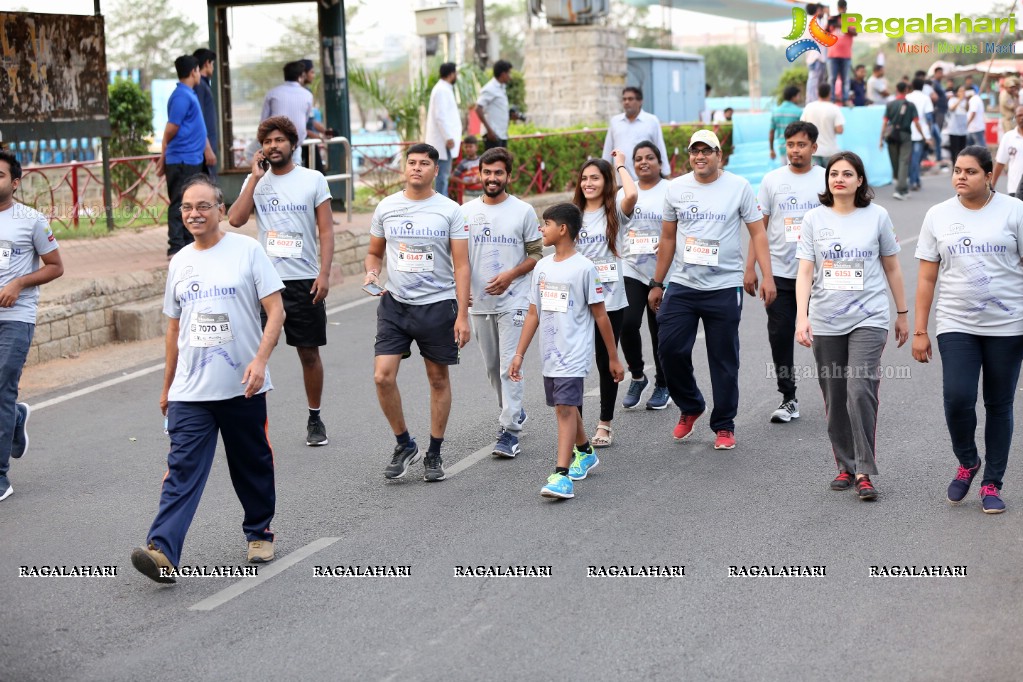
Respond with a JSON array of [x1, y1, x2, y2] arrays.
[[509, 203, 624, 500]]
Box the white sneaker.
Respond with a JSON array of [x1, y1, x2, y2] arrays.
[[0, 485, 13, 502], [893, 192, 908, 201], [770, 399, 800, 423]]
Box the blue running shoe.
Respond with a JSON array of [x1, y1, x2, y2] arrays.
[[11, 402, 29, 458], [622, 375, 649, 409], [646, 386, 672, 410], [980, 484, 1006, 514], [947, 461, 981, 503], [568, 447, 599, 480], [541, 473, 574, 499], [517, 408, 528, 427], [493, 430, 520, 458]]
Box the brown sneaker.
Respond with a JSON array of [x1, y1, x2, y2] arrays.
[[130, 543, 177, 584], [247, 539, 275, 563]]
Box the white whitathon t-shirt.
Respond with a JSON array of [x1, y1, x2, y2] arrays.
[[995, 129, 1023, 195], [370, 191, 469, 304], [464, 194, 540, 314], [0, 203, 59, 324], [915, 193, 1023, 336], [757, 165, 825, 279], [576, 206, 628, 311], [663, 171, 762, 291], [528, 253, 605, 377], [244, 166, 332, 280], [800, 101, 846, 157], [163, 232, 284, 401], [619, 180, 670, 282], [796, 203, 901, 336]]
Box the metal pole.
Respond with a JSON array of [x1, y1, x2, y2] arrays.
[[96, 0, 115, 230], [318, 0, 352, 213]]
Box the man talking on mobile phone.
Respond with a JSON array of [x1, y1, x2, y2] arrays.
[[228, 115, 334, 447]]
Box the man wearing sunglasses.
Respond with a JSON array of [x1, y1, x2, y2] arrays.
[[648, 130, 775, 451]]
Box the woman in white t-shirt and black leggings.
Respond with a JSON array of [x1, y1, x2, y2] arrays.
[[912, 145, 1023, 514], [795, 152, 910, 501], [572, 151, 637, 447]]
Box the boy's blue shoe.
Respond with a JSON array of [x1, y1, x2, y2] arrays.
[[568, 448, 599, 481], [541, 473, 574, 499], [622, 375, 649, 409], [646, 386, 672, 410], [980, 484, 1006, 514], [493, 430, 520, 458]]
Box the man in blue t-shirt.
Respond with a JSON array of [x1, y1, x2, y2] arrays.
[[158, 55, 215, 257], [192, 48, 218, 183]]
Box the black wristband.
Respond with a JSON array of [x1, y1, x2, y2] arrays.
[[649, 279, 665, 289], [896, 310, 909, 314], [616, 165, 627, 172]]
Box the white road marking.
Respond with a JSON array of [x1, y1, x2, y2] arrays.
[[188, 537, 340, 612], [32, 364, 164, 412], [445, 441, 501, 477], [32, 296, 376, 412]]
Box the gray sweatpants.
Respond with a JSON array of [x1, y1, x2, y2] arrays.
[[811, 327, 888, 476], [471, 310, 526, 434]]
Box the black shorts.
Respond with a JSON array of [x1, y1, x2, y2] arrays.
[[544, 376, 585, 407], [375, 294, 459, 365], [262, 279, 327, 347]]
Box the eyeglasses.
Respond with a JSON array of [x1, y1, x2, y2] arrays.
[[688, 147, 718, 157], [179, 202, 219, 213]]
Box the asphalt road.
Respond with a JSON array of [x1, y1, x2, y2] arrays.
[[3, 175, 1022, 681]]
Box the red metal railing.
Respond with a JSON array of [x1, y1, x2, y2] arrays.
[[17, 155, 166, 230], [13, 126, 730, 229]]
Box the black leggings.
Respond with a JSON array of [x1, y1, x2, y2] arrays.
[[587, 308, 625, 423], [621, 276, 665, 387]]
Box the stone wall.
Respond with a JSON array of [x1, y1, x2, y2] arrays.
[[523, 25, 627, 130], [29, 230, 374, 366]]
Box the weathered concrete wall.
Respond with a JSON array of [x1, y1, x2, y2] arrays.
[[29, 230, 374, 365], [523, 25, 627, 130]]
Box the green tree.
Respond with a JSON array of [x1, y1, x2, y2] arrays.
[[698, 45, 749, 96], [107, 78, 154, 201], [774, 64, 809, 104], [106, 0, 200, 85]]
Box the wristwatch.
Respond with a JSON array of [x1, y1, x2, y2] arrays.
[[649, 279, 666, 289]]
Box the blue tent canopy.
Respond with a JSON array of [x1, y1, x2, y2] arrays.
[[623, 0, 799, 22]]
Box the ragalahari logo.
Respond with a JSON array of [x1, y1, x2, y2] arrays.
[[784, 7, 837, 62]]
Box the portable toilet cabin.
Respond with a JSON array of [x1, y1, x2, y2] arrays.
[[626, 48, 705, 124]]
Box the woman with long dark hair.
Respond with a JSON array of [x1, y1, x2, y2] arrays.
[[572, 151, 637, 447], [795, 151, 909, 501], [912, 145, 1023, 514], [620, 142, 672, 411]]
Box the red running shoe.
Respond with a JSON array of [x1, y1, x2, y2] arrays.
[[713, 430, 736, 450], [831, 471, 854, 491], [672, 411, 704, 442]]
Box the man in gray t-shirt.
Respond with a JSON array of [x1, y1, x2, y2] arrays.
[[648, 130, 776, 450], [465, 148, 542, 457], [0, 151, 64, 503], [745, 121, 825, 423], [365, 143, 471, 483], [131, 175, 286, 582], [228, 115, 334, 448]]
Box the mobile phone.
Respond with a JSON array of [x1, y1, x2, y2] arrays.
[[260, 157, 270, 171], [362, 282, 384, 296]]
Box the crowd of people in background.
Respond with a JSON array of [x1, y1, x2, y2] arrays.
[[3, 22, 1023, 589]]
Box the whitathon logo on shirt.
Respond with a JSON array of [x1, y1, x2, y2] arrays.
[[577, 229, 606, 245], [680, 204, 728, 222], [631, 207, 662, 223], [178, 281, 238, 303], [257, 197, 310, 213], [473, 227, 521, 245], [386, 220, 450, 239], [818, 243, 873, 259], [777, 196, 819, 212], [946, 237, 1007, 255]]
